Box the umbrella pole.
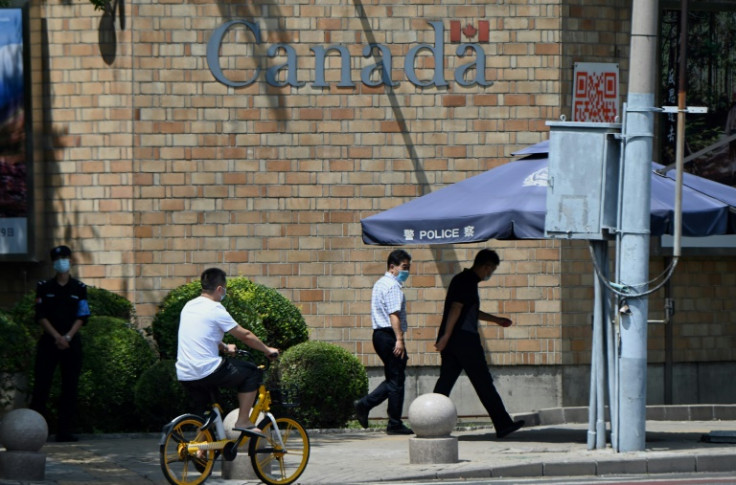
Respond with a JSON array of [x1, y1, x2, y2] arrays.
[[673, 0, 688, 258]]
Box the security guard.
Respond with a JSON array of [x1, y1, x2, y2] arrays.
[[29, 245, 90, 442]]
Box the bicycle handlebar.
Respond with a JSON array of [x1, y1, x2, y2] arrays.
[[233, 348, 279, 363]]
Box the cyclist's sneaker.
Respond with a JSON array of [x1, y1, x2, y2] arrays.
[[233, 425, 268, 439], [353, 400, 369, 428], [386, 424, 413, 435]]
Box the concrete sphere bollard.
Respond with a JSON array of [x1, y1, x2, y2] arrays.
[[408, 393, 457, 438], [221, 409, 263, 479], [0, 408, 48, 452], [407, 393, 458, 464], [0, 408, 48, 481]]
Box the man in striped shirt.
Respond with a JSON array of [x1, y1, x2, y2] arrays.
[[354, 249, 414, 435]]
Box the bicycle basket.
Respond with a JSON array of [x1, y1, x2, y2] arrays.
[[270, 385, 300, 408]]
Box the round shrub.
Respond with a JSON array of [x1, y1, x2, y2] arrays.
[[10, 285, 135, 340], [151, 276, 308, 360], [133, 360, 190, 430], [72, 316, 157, 432], [0, 310, 34, 412], [272, 341, 368, 429]]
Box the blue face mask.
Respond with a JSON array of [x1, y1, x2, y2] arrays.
[[396, 270, 410, 283], [53, 258, 71, 273]]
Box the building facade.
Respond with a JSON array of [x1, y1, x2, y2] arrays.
[[2, 0, 735, 415]]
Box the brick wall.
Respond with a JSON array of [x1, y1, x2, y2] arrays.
[[125, 0, 563, 367], [2, 0, 733, 375]]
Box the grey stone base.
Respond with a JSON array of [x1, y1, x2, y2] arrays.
[[363, 362, 736, 420], [221, 453, 260, 480], [0, 450, 46, 481], [409, 436, 458, 464]]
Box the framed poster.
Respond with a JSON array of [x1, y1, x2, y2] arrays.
[[0, 3, 32, 258], [572, 62, 620, 123]]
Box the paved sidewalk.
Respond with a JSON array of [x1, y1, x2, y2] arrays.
[[2, 406, 736, 484]]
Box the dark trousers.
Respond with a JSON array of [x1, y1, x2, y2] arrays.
[[360, 328, 408, 428], [181, 358, 262, 416], [30, 336, 83, 436], [433, 331, 514, 431]]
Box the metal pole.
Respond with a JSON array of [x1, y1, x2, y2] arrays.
[[673, 0, 688, 258], [601, 243, 616, 448], [664, 269, 674, 404], [593, 241, 607, 450], [619, 0, 658, 452], [587, 317, 598, 450]]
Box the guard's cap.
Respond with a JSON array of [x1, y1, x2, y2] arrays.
[[50, 245, 72, 259]]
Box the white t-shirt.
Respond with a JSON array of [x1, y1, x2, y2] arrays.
[[176, 295, 238, 381]]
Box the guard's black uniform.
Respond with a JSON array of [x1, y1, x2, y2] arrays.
[[30, 277, 90, 437]]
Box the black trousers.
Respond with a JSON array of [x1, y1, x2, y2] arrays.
[[30, 335, 83, 436], [361, 328, 408, 428], [433, 331, 514, 431], [180, 358, 262, 416]]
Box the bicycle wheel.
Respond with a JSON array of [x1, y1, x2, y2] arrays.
[[249, 417, 310, 485], [160, 414, 216, 485]]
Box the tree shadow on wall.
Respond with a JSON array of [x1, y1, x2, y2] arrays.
[[214, 0, 292, 129], [39, 19, 130, 298], [97, 0, 124, 65], [351, 0, 461, 287]]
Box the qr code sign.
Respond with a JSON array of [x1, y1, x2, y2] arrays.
[[572, 63, 619, 123]]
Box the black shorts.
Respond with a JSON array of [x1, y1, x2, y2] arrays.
[[181, 358, 262, 410]]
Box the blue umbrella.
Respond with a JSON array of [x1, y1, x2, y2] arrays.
[[361, 142, 736, 245]]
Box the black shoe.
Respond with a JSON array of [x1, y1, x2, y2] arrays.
[[496, 420, 525, 439], [354, 400, 369, 428], [56, 433, 79, 442], [233, 426, 268, 440], [386, 424, 413, 435]]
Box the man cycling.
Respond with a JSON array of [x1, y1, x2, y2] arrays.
[[176, 268, 279, 436]]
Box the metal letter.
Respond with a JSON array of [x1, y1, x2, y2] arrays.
[[266, 44, 304, 87], [455, 44, 492, 87], [311, 45, 355, 88], [404, 21, 448, 87], [361, 44, 398, 87], [207, 19, 261, 88]]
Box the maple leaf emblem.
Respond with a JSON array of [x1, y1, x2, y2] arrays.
[[462, 23, 477, 39]]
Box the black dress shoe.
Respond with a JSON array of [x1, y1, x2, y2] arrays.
[[496, 420, 525, 439], [56, 434, 79, 442], [353, 400, 369, 428], [386, 424, 413, 435]]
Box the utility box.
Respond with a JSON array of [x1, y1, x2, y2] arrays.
[[545, 121, 621, 240]]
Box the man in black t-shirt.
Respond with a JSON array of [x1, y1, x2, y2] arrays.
[[29, 245, 90, 442], [433, 249, 524, 439]]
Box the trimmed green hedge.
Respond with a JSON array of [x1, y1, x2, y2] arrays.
[[151, 277, 309, 360], [10, 285, 135, 340], [271, 341, 368, 429], [0, 309, 34, 374], [133, 359, 190, 430], [0, 310, 34, 412], [74, 316, 157, 432], [6, 286, 152, 432]]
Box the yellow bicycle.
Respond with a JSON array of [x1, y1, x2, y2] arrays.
[[159, 350, 310, 485]]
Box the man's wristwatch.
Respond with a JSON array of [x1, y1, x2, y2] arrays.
[[64, 334, 72, 342]]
